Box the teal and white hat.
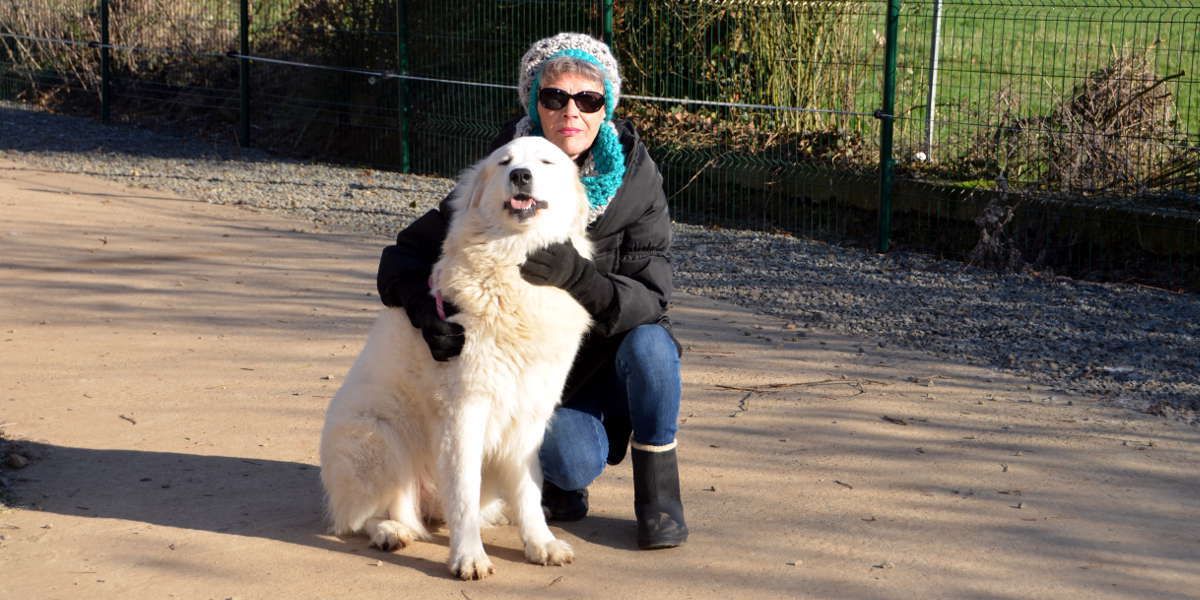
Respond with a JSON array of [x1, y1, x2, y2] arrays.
[[515, 33, 626, 214], [517, 32, 622, 117]]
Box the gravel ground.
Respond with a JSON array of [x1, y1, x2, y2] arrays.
[[2, 101, 1197, 422]]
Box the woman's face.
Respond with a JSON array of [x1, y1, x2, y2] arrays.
[[536, 72, 606, 161]]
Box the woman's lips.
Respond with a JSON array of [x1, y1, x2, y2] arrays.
[[557, 128, 583, 136]]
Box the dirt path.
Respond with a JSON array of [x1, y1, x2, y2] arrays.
[[2, 159, 1197, 600]]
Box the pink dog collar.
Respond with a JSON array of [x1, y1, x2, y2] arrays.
[[429, 277, 447, 321]]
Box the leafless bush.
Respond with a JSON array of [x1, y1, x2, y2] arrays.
[[957, 46, 1196, 201], [1, 3, 102, 101], [1043, 46, 1186, 196], [2, 1, 236, 105]]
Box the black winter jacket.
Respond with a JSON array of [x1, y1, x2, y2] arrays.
[[376, 118, 677, 398]]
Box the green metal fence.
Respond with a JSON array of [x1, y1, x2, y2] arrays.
[[2, 1, 1198, 288], [890, 0, 1200, 283]]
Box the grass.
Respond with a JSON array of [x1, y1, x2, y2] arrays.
[[613, 0, 1198, 195], [891, 0, 1200, 169]]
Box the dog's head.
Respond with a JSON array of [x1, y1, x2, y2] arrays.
[[449, 136, 589, 248]]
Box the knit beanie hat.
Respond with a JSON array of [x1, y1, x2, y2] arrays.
[[515, 33, 626, 215], [518, 32, 622, 117]]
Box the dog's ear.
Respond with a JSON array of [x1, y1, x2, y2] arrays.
[[466, 161, 495, 212], [448, 160, 493, 216]]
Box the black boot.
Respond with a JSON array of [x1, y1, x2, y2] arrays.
[[541, 480, 588, 522], [632, 446, 688, 549]]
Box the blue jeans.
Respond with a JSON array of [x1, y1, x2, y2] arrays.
[[539, 323, 682, 491]]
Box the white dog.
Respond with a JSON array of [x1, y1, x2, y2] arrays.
[[319, 136, 593, 580]]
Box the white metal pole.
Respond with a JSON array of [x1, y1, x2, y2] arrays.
[[924, 0, 944, 160]]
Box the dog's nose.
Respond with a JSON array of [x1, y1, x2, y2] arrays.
[[509, 168, 533, 188]]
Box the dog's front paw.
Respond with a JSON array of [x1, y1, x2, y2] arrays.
[[525, 538, 574, 566], [368, 520, 418, 552], [449, 550, 495, 580]]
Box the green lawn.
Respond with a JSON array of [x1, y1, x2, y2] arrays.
[[892, 0, 1200, 166]]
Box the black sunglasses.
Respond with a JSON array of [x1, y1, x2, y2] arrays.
[[538, 87, 606, 113]]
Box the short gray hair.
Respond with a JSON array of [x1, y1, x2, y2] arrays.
[[538, 56, 605, 89]]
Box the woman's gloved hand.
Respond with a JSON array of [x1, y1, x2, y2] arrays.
[[392, 278, 464, 362], [520, 241, 614, 316], [519, 240, 594, 290]]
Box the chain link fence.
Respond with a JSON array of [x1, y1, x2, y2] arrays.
[[3, 0, 1198, 288]]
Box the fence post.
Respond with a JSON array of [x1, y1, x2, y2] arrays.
[[395, 0, 411, 173], [99, 0, 110, 123], [602, 0, 614, 47], [923, 0, 943, 158], [238, 0, 250, 147], [876, 0, 901, 253]]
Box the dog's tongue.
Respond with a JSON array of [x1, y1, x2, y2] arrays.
[[509, 195, 535, 210]]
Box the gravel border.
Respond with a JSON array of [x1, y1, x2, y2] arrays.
[[2, 101, 1197, 423]]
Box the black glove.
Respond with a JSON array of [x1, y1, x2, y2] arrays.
[[519, 241, 614, 315], [520, 241, 593, 289], [391, 277, 464, 362]]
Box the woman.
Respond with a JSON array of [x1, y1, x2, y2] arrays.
[[376, 32, 687, 550]]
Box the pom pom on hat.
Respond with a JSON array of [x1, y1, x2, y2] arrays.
[[518, 33, 622, 114]]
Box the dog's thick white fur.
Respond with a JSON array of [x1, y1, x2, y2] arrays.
[[319, 137, 593, 580]]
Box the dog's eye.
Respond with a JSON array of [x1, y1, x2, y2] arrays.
[[541, 159, 554, 165], [499, 156, 512, 166]]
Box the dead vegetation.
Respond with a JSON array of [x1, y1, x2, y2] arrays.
[[966, 178, 1026, 272], [963, 46, 1198, 200]]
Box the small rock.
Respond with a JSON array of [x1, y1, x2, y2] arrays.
[[5, 453, 28, 469], [874, 561, 895, 569]]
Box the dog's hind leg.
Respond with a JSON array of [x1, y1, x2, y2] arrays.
[[499, 450, 574, 566], [320, 408, 429, 549], [363, 479, 428, 551]]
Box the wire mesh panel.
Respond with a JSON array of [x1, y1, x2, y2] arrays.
[[615, 1, 886, 238], [246, 0, 409, 163], [3, 1, 1199, 288], [403, 1, 606, 173], [895, 0, 1199, 191], [0, 1, 105, 102], [892, 0, 1200, 285], [106, 1, 242, 133], [238, 1, 606, 170]]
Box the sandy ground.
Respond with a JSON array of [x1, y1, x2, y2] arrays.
[[1, 158, 1198, 600]]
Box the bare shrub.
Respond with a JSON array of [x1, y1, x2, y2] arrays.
[[1043, 46, 1185, 196], [2, 1, 237, 106], [957, 45, 1196, 202], [1, 3, 102, 101]]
